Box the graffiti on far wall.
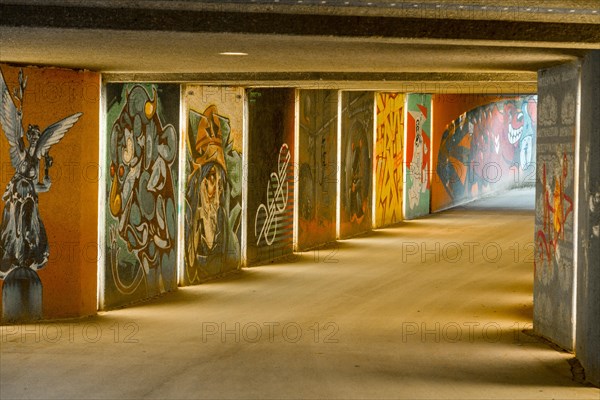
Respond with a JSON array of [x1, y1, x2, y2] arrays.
[[105, 83, 179, 307], [436, 96, 537, 210]]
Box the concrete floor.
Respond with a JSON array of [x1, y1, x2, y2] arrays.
[[1, 189, 598, 399]]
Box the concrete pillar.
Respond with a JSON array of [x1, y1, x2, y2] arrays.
[[533, 61, 579, 351], [297, 90, 338, 251], [0, 64, 99, 321], [339, 91, 374, 239], [181, 86, 244, 284], [576, 50, 600, 387], [374, 92, 404, 228], [246, 88, 295, 265]]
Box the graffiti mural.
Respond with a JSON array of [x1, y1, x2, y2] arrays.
[[533, 62, 578, 350], [246, 89, 295, 264], [0, 69, 82, 321], [183, 86, 243, 284], [104, 83, 179, 308], [374, 93, 403, 227], [434, 96, 537, 211], [404, 94, 431, 219], [536, 150, 574, 267], [0, 65, 99, 321], [297, 90, 338, 250], [255, 143, 290, 246], [340, 91, 374, 238]]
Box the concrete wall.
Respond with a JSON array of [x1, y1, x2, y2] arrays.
[[404, 94, 432, 219], [182, 86, 243, 284], [246, 88, 295, 265], [297, 90, 338, 251], [374, 93, 404, 228], [533, 62, 579, 351], [431, 95, 537, 212], [102, 83, 179, 309], [0, 64, 99, 321], [339, 91, 374, 239], [576, 51, 600, 386]]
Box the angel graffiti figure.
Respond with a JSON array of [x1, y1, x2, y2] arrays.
[[0, 69, 82, 279]]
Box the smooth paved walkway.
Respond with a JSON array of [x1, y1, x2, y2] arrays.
[[1, 188, 598, 399]]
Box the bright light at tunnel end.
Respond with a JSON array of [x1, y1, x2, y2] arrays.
[[219, 52, 249, 56]]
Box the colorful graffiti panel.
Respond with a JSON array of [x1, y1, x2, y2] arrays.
[[0, 64, 100, 321], [375, 93, 404, 227], [183, 86, 244, 284], [533, 62, 578, 350], [246, 88, 295, 265], [404, 94, 431, 219], [339, 91, 374, 238], [297, 90, 338, 251], [103, 83, 179, 309], [431, 95, 537, 212]]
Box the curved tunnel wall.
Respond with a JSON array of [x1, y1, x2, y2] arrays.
[[431, 94, 538, 212]]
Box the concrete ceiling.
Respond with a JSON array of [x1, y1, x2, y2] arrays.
[[1, 0, 599, 92]]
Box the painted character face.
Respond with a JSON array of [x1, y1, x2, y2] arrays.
[[26, 125, 41, 151], [506, 103, 525, 145]]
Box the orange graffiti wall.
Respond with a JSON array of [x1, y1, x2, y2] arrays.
[[0, 64, 100, 320]]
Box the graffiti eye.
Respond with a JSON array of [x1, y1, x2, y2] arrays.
[[119, 165, 125, 177], [110, 163, 115, 177]]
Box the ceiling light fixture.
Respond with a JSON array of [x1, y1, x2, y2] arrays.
[[219, 52, 248, 56]]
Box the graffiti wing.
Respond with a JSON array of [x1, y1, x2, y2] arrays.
[[0, 71, 26, 169], [35, 112, 83, 159]]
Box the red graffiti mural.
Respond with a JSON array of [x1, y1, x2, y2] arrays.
[[536, 153, 574, 265]]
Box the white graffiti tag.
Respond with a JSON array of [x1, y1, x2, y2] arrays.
[[255, 143, 290, 246]]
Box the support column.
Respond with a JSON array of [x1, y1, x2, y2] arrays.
[[576, 50, 600, 387], [533, 61, 579, 351]]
